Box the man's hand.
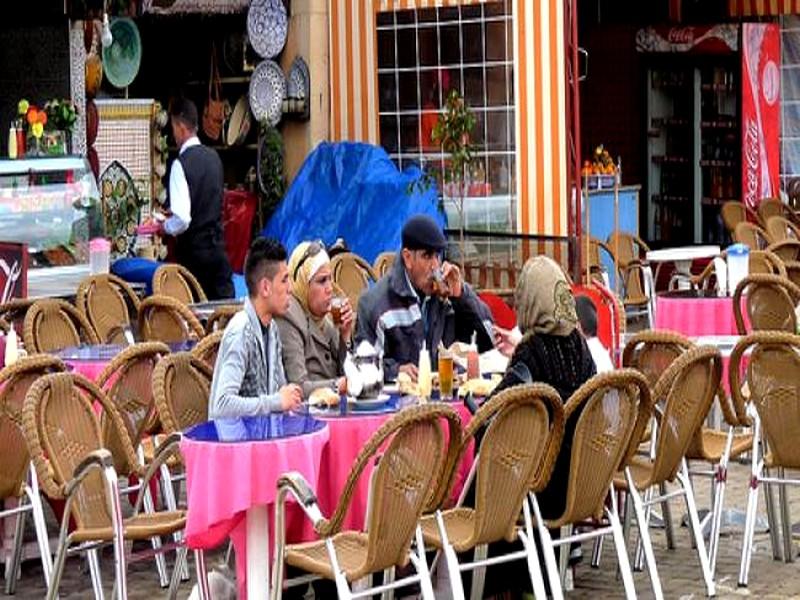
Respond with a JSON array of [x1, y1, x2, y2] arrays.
[[398, 363, 419, 382], [337, 298, 355, 342], [279, 384, 303, 412], [336, 376, 348, 395], [494, 325, 522, 358], [441, 261, 463, 298]]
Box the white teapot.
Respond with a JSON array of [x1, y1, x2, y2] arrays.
[[344, 341, 384, 399]]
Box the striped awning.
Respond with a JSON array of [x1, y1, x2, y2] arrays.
[[328, 0, 568, 239], [729, 0, 800, 16]]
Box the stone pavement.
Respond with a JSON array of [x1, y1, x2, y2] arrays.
[[3, 462, 800, 598]]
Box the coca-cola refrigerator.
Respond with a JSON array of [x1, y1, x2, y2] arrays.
[[638, 23, 780, 245]]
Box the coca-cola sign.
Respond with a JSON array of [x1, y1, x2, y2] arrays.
[[667, 27, 695, 45], [636, 24, 738, 54]]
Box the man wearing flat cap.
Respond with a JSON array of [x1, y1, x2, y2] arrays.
[[356, 214, 495, 381]]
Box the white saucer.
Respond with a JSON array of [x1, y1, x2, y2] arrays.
[[348, 393, 390, 408]]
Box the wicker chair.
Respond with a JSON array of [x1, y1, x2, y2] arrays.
[[330, 252, 376, 315], [730, 332, 800, 586], [612, 345, 722, 598], [688, 249, 786, 293], [153, 352, 213, 435], [733, 273, 800, 335], [152, 263, 207, 305], [76, 273, 140, 344], [191, 330, 223, 368], [372, 251, 396, 278], [528, 370, 652, 599], [767, 239, 800, 262], [721, 201, 755, 237], [23, 298, 100, 353], [783, 260, 800, 287], [765, 215, 800, 243], [204, 305, 239, 334], [420, 384, 565, 600], [607, 231, 653, 326], [22, 372, 196, 600], [757, 198, 791, 229], [0, 355, 64, 594], [734, 221, 772, 249], [584, 237, 613, 288], [139, 295, 205, 344], [271, 403, 462, 600], [0, 298, 35, 334]]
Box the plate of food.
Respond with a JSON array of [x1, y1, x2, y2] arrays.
[[309, 387, 341, 409]]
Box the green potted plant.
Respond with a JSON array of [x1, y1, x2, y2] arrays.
[[257, 122, 286, 230], [431, 89, 475, 267], [43, 99, 78, 156]]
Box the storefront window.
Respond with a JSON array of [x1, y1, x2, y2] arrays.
[[377, 1, 515, 234], [781, 16, 800, 194]]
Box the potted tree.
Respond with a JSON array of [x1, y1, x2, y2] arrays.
[[431, 89, 475, 267]]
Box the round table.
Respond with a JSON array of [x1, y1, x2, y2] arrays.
[[182, 414, 329, 600], [654, 291, 748, 337], [646, 245, 721, 289], [56, 340, 197, 381]]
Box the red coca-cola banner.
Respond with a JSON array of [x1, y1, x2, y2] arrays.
[[635, 25, 738, 54], [741, 23, 781, 211]]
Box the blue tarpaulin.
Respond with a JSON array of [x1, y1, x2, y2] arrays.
[[262, 142, 443, 264]]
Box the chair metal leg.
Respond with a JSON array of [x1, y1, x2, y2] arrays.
[[167, 545, 188, 600], [607, 486, 637, 600], [530, 493, 564, 600], [763, 467, 782, 561], [88, 548, 105, 600], [519, 500, 548, 600], [326, 538, 353, 600], [468, 544, 488, 600], [778, 468, 794, 563], [435, 511, 466, 600], [411, 526, 435, 600], [591, 534, 604, 568], [678, 460, 715, 597], [379, 566, 396, 600], [4, 502, 26, 595], [625, 469, 663, 600], [27, 471, 54, 589], [633, 485, 655, 572], [141, 482, 169, 587], [708, 462, 727, 578], [160, 463, 190, 581], [46, 537, 69, 600], [558, 525, 572, 588], [738, 466, 761, 587], [194, 550, 211, 600]]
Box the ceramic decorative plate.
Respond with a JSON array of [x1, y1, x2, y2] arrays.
[[98, 160, 142, 258], [102, 18, 142, 89], [286, 56, 310, 121], [249, 60, 286, 126], [247, 0, 288, 59]]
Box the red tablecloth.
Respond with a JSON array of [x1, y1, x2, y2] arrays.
[[655, 295, 749, 336], [65, 359, 108, 381]]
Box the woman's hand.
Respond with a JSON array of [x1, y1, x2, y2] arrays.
[[494, 325, 521, 358], [338, 298, 355, 341]]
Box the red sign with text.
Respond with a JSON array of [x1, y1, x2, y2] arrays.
[[741, 23, 781, 211]]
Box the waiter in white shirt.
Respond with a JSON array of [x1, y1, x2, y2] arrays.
[[161, 98, 233, 300]]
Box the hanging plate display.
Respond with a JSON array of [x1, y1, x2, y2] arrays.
[[249, 60, 286, 126], [247, 0, 288, 59], [286, 56, 310, 121], [102, 18, 142, 89], [98, 160, 142, 257]]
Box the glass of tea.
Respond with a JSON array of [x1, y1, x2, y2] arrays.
[[330, 297, 344, 325], [438, 350, 454, 400]]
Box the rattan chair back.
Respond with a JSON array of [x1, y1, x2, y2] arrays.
[[467, 384, 564, 545], [622, 330, 692, 389], [607, 231, 650, 306], [721, 201, 752, 235], [646, 346, 721, 485], [551, 370, 651, 526], [330, 252, 376, 314], [96, 342, 170, 474], [138, 295, 205, 343], [191, 331, 223, 368], [152, 264, 207, 304], [730, 332, 800, 469], [0, 355, 65, 499], [733, 274, 800, 334], [373, 252, 396, 278], [205, 305, 239, 334], [152, 352, 213, 434], [76, 274, 140, 344], [23, 299, 100, 353], [734, 222, 771, 249], [783, 261, 800, 287], [767, 239, 800, 262], [765, 215, 800, 243], [0, 298, 35, 335], [751, 250, 788, 277], [757, 198, 787, 229], [22, 372, 139, 531]]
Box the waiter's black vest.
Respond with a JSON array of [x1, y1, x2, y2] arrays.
[[175, 145, 226, 263]]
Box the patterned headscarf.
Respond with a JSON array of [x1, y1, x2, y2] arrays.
[[515, 256, 577, 337], [288, 241, 331, 317]]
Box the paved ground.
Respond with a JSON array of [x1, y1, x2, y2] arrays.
[[3, 461, 800, 598]]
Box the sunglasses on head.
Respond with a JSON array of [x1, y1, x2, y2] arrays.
[[293, 240, 325, 280]]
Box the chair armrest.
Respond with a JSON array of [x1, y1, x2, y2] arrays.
[[277, 471, 324, 528], [64, 449, 116, 498], [132, 432, 182, 515]]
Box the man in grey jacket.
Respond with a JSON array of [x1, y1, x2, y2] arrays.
[[209, 237, 303, 419]]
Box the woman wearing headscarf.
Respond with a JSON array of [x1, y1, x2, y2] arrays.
[[276, 241, 354, 397]]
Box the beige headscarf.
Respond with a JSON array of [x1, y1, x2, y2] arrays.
[[288, 241, 331, 319], [515, 255, 578, 336]]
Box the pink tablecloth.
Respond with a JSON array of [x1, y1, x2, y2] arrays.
[[64, 359, 109, 381], [655, 295, 748, 336]]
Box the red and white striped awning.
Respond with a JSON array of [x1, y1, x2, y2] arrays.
[[729, 0, 800, 16]]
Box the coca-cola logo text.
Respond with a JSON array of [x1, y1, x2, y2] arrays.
[[668, 28, 695, 45], [744, 118, 760, 208]]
